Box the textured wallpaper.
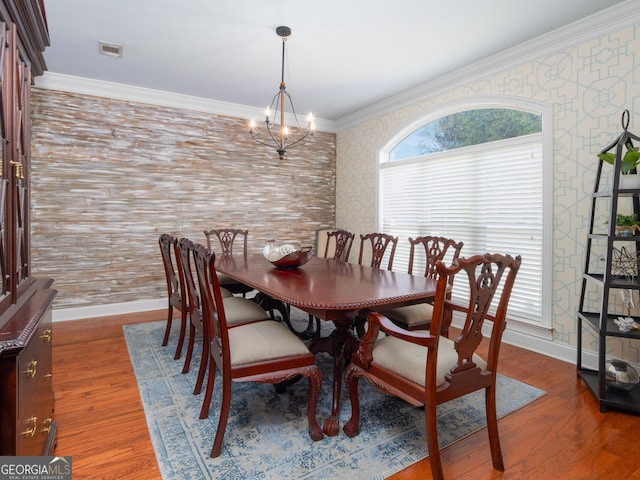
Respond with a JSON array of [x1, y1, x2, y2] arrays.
[[30, 91, 336, 309], [336, 24, 640, 358]]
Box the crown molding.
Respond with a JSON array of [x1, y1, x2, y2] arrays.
[[336, 0, 640, 130], [33, 72, 337, 134]]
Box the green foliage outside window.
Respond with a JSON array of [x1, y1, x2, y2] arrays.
[[390, 108, 542, 161]]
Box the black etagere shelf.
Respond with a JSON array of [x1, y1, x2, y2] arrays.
[[577, 109, 640, 414]]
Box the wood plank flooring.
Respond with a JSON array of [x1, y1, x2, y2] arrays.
[[52, 310, 640, 479]]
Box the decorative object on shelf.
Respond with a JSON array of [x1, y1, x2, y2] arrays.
[[599, 110, 640, 189], [615, 213, 640, 236], [612, 246, 639, 316], [263, 241, 313, 269], [614, 316, 640, 332], [605, 358, 640, 392], [249, 26, 315, 160]]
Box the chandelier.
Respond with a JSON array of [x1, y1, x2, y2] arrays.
[[249, 26, 314, 160]]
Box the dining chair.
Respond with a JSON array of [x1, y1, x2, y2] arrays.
[[159, 233, 186, 359], [192, 243, 323, 457], [204, 228, 254, 297], [343, 253, 522, 480], [353, 232, 398, 337], [177, 238, 270, 396], [376, 236, 464, 335], [357, 232, 398, 270], [323, 229, 355, 262]]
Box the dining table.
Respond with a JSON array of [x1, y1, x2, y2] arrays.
[[215, 253, 439, 436]]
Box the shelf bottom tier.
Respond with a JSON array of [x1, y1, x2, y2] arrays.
[[578, 368, 640, 414]]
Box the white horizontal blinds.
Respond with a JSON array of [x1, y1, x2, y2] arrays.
[[380, 133, 543, 324]]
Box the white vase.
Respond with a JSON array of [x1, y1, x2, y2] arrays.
[[263, 239, 277, 259], [619, 174, 640, 189]]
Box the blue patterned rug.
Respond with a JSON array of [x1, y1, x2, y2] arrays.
[[124, 314, 545, 480]]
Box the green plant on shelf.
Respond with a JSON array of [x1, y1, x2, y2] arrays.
[[598, 141, 640, 174], [616, 213, 640, 237], [609, 213, 640, 236], [617, 213, 639, 226]]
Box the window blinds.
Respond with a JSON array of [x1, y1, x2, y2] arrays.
[[380, 133, 543, 324]]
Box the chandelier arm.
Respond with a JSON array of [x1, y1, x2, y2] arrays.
[[282, 90, 309, 131], [265, 122, 284, 150], [282, 130, 312, 150], [250, 132, 283, 149]]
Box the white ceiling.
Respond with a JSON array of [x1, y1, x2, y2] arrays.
[[41, 0, 626, 122]]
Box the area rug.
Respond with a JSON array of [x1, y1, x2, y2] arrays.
[[124, 314, 545, 480]]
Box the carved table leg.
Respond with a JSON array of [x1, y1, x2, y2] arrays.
[[310, 318, 358, 436]]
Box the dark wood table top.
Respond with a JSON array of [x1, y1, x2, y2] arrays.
[[216, 252, 439, 436], [215, 254, 438, 321]]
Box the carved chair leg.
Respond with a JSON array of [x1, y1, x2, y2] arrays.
[[174, 308, 187, 360], [199, 357, 216, 419], [182, 323, 195, 374], [210, 374, 233, 458], [306, 365, 324, 441], [194, 335, 209, 395], [425, 398, 444, 480], [162, 303, 173, 346], [342, 365, 362, 437], [485, 384, 505, 471]]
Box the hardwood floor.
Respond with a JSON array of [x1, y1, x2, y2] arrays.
[[52, 310, 640, 479]]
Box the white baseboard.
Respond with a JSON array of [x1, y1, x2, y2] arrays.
[[449, 316, 577, 366], [53, 299, 165, 322]]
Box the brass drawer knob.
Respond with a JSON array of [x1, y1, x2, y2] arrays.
[[41, 417, 52, 434], [41, 329, 52, 342], [24, 360, 37, 379], [21, 416, 37, 437]]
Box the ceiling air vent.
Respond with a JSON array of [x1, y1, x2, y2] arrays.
[[98, 41, 123, 58]]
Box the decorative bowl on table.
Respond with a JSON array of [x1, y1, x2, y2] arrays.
[[263, 241, 313, 269]]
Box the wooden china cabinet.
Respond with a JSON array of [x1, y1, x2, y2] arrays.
[[0, 0, 56, 456]]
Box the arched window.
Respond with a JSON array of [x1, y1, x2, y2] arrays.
[[379, 103, 550, 328]]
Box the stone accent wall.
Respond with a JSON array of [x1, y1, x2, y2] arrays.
[[29, 89, 336, 309]]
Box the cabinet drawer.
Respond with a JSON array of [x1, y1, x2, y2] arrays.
[[16, 316, 53, 421], [16, 391, 53, 456], [0, 284, 57, 455]]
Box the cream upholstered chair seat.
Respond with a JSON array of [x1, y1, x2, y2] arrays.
[[372, 335, 487, 387], [376, 236, 463, 335], [222, 296, 270, 325], [378, 303, 433, 329], [228, 320, 312, 366]]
